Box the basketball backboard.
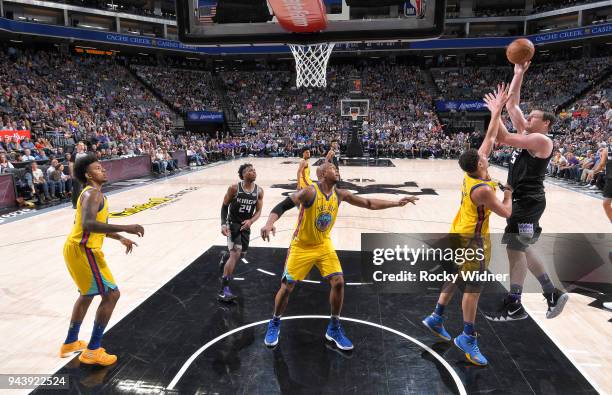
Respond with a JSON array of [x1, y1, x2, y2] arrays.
[[176, 0, 446, 46]]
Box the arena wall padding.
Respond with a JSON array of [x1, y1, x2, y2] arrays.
[[103, 155, 152, 183], [0, 174, 17, 210]]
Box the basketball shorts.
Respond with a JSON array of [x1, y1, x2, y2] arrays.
[[228, 222, 250, 252], [282, 240, 342, 283], [63, 241, 117, 296], [604, 177, 612, 199], [502, 197, 546, 251], [442, 234, 491, 286]]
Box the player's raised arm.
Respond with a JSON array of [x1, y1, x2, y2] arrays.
[[505, 62, 530, 133], [480, 83, 511, 158], [336, 188, 418, 210], [496, 118, 553, 157], [260, 186, 314, 241]]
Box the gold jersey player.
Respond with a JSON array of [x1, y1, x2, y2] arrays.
[[260, 162, 418, 350], [422, 84, 513, 366], [297, 147, 313, 190], [60, 154, 143, 366]]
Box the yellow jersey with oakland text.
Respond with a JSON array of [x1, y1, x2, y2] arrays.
[[292, 183, 338, 246], [66, 185, 109, 249], [450, 173, 497, 236]]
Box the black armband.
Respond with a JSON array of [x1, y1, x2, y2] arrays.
[[271, 197, 296, 218], [221, 204, 229, 226]]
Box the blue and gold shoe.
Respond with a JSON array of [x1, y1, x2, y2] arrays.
[[325, 321, 354, 350], [264, 318, 281, 347], [454, 332, 488, 366], [422, 313, 452, 342]]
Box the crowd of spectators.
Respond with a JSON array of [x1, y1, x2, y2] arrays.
[[0, 45, 609, 205], [49, 0, 176, 19], [133, 65, 221, 114], [531, 0, 603, 14], [473, 8, 526, 17], [221, 62, 449, 158], [0, 46, 184, 204], [432, 56, 610, 111], [448, 0, 603, 18]]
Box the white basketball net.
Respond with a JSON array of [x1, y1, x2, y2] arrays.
[[289, 43, 335, 88]]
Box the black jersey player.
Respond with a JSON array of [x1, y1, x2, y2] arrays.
[[485, 61, 568, 322], [219, 163, 263, 302]]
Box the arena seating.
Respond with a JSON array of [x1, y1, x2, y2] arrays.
[[431, 56, 611, 111], [0, 44, 609, 202], [132, 65, 221, 114]]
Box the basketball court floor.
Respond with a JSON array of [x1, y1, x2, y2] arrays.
[[1, 157, 610, 394]]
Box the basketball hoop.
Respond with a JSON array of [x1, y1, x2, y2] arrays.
[[289, 43, 335, 88], [350, 110, 359, 122]]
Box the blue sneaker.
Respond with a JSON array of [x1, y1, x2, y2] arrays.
[[264, 318, 281, 347], [325, 321, 354, 350], [422, 313, 451, 342], [454, 332, 488, 366]]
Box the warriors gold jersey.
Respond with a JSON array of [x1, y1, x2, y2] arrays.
[[66, 186, 109, 249], [292, 183, 338, 246], [450, 173, 497, 236]]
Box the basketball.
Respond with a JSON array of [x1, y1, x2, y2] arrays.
[[506, 38, 535, 65]]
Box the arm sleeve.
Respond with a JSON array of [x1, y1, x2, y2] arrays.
[[271, 197, 296, 218], [221, 204, 229, 226]]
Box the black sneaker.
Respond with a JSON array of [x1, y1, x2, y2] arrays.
[[217, 286, 237, 302], [544, 289, 569, 319], [484, 298, 528, 322]]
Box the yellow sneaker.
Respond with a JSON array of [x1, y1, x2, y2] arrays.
[[59, 340, 88, 358], [78, 347, 117, 366]]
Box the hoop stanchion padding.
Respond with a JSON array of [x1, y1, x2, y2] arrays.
[[289, 43, 335, 88]]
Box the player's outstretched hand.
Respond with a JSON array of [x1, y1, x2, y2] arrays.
[[398, 196, 419, 206], [260, 224, 276, 242], [120, 237, 138, 254], [514, 61, 531, 75], [124, 224, 144, 237], [484, 83, 511, 113]]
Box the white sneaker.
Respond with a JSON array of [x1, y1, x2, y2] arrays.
[[604, 302, 612, 311]]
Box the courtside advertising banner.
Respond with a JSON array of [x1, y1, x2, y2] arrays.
[[0, 130, 31, 142]]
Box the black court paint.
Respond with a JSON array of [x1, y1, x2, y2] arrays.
[[271, 180, 438, 198], [313, 158, 396, 167], [36, 246, 596, 394]]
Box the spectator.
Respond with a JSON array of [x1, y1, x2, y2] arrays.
[[25, 162, 54, 203], [0, 153, 14, 174], [22, 149, 36, 161]]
